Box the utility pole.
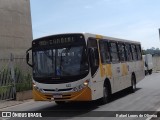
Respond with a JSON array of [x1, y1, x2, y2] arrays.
[[159, 28, 160, 41]]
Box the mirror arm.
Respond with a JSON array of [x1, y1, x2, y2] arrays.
[[26, 48, 33, 67]]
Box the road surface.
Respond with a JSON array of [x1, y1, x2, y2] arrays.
[[1, 72, 160, 120]]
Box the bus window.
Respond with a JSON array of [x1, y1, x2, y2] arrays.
[[125, 44, 132, 61], [110, 42, 119, 63], [118, 43, 126, 62], [136, 45, 142, 60], [99, 40, 110, 64], [131, 44, 137, 61], [88, 38, 99, 77]]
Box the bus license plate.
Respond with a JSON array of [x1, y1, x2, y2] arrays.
[[53, 94, 62, 98]]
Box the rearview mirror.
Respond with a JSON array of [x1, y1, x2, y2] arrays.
[[26, 48, 33, 67], [27, 53, 29, 63]]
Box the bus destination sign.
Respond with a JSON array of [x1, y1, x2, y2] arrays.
[[38, 37, 74, 46]]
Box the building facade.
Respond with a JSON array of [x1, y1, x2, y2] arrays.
[[0, 0, 32, 59]]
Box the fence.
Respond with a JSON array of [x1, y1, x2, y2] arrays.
[[0, 54, 32, 100]]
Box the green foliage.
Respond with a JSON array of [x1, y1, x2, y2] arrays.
[[0, 85, 13, 94], [0, 68, 12, 94], [14, 67, 32, 92], [0, 67, 32, 94]]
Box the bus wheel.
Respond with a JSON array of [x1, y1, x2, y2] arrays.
[[148, 70, 152, 75], [130, 75, 136, 93], [99, 84, 110, 104], [145, 70, 147, 75], [55, 101, 66, 105]]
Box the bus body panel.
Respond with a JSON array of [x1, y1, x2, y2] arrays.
[[33, 86, 92, 101], [89, 68, 104, 100], [32, 74, 93, 101]]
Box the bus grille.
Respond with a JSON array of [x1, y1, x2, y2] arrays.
[[43, 88, 72, 92]]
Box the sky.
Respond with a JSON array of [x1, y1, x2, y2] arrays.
[[30, 0, 160, 49]]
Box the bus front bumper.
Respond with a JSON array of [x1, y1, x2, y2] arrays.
[[32, 87, 92, 101]]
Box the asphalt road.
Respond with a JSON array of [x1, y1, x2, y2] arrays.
[[1, 72, 160, 120]]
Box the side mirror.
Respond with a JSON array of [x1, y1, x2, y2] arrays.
[[27, 53, 29, 63], [26, 48, 33, 67]]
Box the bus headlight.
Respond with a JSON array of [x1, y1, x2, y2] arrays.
[[33, 84, 44, 93], [33, 84, 39, 90], [83, 80, 89, 86], [73, 87, 78, 92], [73, 80, 89, 92]]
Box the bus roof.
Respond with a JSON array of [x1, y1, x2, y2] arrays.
[[33, 32, 141, 44], [83, 33, 141, 44]]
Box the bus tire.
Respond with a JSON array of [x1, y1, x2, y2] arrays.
[[55, 101, 66, 105], [145, 70, 147, 75], [148, 70, 152, 75], [130, 74, 136, 93], [99, 83, 110, 104]]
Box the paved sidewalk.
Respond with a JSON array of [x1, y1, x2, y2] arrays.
[[0, 99, 33, 110]]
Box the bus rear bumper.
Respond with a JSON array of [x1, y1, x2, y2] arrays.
[[33, 87, 92, 102]]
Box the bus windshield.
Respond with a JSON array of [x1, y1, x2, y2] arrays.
[[33, 45, 89, 78]]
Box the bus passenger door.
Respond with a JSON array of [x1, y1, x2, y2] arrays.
[[88, 38, 101, 100], [118, 43, 127, 90], [109, 42, 122, 93]]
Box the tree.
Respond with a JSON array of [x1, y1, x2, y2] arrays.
[[143, 47, 160, 56]]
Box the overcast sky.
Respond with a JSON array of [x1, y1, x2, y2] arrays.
[[30, 0, 160, 49]]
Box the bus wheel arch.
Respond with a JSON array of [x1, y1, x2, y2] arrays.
[[99, 78, 111, 104], [104, 78, 112, 94], [130, 72, 136, 93]]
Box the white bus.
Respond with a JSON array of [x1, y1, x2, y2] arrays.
[[26, 33, 145, 104]]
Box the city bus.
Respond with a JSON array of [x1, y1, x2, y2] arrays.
[[26, 33, 145, 105]]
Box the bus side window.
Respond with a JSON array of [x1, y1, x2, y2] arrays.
[[131, 44, 138, 61], [88, 38, 99, 77], [109, 42, 119, 63], [99, 40, 110, 64], [125, 44, 132, 61], [118, 43, 126, 62], [136, 45, 142, 60]]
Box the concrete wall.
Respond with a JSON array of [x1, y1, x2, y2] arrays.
[[0, 0, 32, 59], [153, 56, 160, 71]]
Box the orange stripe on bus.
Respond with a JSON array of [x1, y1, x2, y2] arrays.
[[106, 64, 112, 78]]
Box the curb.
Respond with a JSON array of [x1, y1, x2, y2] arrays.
[[0, 99, 33, 110]]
